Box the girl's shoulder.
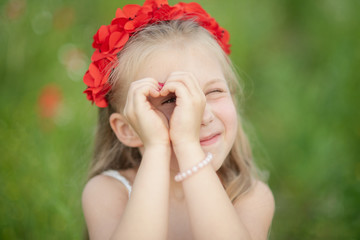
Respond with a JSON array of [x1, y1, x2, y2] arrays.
[[81, 169, 137, 235], [234, 180, 275, 214], [82, 171, 129, 213], [82, 168, 136, 203], [234, 180, 275, 240], [239, 180, 274, 204]]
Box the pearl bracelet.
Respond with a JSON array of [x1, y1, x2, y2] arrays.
[[174, 153, 213, 182]]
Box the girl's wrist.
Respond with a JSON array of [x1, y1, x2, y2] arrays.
[[172, 142, 206, 171], [143, 144, 171, 157], [175, 152, 213, 182]]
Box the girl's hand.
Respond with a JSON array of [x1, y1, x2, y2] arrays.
[[160, 72, 206, 148], [123, 78, 170, 148]]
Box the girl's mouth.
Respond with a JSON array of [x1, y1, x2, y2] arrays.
[[200, 134, 220, 146]]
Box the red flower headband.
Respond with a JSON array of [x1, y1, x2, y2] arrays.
[[83, 0, 231, 107]]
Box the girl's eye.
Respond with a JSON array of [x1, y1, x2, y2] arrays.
[[162, 97, 176, 105], [207, 89, 224, 95]]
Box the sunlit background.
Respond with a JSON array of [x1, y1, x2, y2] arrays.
[[1, 0, 359, 239]]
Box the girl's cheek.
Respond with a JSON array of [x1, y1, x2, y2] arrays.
[[213, 98, 237, 127]]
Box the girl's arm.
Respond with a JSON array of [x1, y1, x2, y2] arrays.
[[162, 72, 274, 240], [82, 146, 170, 240], [83, 78, 171, 240], [110, 145, 171, 239], [174, 145, 274, 240]]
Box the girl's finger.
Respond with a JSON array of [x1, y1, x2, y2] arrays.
[[165, 71, 202, 97], [132, 85, 160, 110], [161, 74, 205, 108], [160, 80, 190, 105], [124, 78, 160, 115], [129, 78, 160, 98], [129, 78, 159, 95]]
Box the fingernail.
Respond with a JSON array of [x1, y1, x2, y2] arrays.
[[158, 82, 164, 90]]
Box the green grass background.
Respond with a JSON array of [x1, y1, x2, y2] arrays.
[[1, 0, 359, 239]]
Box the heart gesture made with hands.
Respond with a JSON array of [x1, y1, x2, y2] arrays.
[[123, 72, 206, 149]]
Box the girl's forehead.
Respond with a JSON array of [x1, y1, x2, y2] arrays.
[[134, 46, 225, 85]]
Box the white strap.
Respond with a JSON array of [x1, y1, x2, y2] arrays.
[[102, 170, 132, 198]]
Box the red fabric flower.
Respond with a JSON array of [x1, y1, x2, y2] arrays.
[[83, 0, 231, 107]]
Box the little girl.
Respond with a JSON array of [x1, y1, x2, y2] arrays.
[[82, 0, 274, 239]]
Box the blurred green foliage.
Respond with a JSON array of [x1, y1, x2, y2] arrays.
[[1, 0, 359, 239]]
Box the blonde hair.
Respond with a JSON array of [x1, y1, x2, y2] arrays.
[[88, 20, 257, 203]]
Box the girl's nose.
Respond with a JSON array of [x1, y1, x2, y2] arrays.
[[201, 103, 214, 126]]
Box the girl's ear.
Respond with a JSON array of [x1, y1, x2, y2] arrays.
[[109, 113, 143, 148]]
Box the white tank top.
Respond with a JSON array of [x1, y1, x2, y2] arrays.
[[102, 170, 132, 198]]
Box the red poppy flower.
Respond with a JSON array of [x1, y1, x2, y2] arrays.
[[38, 84, 63, 119]]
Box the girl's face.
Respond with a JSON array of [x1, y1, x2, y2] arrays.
[[135, 44, 238, 170]]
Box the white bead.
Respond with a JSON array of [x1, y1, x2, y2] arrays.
[[175, 175, 181, 182], [173, 153, 213, 182]]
